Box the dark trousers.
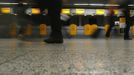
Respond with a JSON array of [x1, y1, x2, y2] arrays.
[[16, 5, 29, 35], [18, 15, 29, 34], [124, 9, 132, 38], [105, 16, 115, 37], [48, 6, 62, 38], [106, 11, 131, 38], [39, 0, 62, 38]]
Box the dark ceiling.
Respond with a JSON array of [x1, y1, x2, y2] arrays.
[[64, 0, 134, 4], [0, 0, 134, 4], [65, 0, 110, 4]]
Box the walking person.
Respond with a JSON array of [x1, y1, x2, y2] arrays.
[[106, 0, 132, 40], [17, 1, 29, 37], [119, 0, 132, 40], [105, 9, 115, 38], [36, 0, 63, 43]]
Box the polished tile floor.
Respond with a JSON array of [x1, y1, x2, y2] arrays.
[[0, 38, 134, 75]]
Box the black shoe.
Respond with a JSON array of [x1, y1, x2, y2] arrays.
[[105, 37, 110, 40], [44, 37, 63, 44], [105, 35, 110, 39], [124, 37, 132, 40], [17, 34, 24, 39]]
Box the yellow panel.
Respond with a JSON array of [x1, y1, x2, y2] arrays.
[[69, 24, 77, 36], [76, 9, 85, 15], [96, 9, 105, 15], [1, 8, 11, 14], [84, 24, 92, 35], [39, 24, 47, 36], [84, 24, 98, 36], [92, 24, 98, 30], [91, 24, 98, 33], [131, 25, 134, 35], [61, 9, 70, 14], [104, 24, 110, 32], [32, 8, 40, 14], [25, 24, 33, 36], [119, 17, 126, 23], [114, 9, 119, 15], [10, 23, 17, 37]]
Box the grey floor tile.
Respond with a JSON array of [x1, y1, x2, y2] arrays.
[[0, 38, 133, 75]]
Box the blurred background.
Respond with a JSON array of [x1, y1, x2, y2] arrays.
[[0, 0, 134, 38]]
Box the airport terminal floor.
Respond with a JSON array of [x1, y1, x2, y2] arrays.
[[0, 38, 134, 75], [1, 0, 134, 75]]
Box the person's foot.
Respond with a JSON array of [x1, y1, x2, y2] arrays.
[[105, 37, 110, 40], [124, 37, 132, 40], [105, 35, 110, 40], [17, 34, 24, 39], [44, 37, 63, 44]]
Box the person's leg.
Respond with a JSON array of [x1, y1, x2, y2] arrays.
[[44, 1, 63, 43], [48, 7, 62, 38], [105, 25, 113, 38], [124, 10, 132, 40], [105, 16, 114, 38], [18, 16, 27, 35]]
